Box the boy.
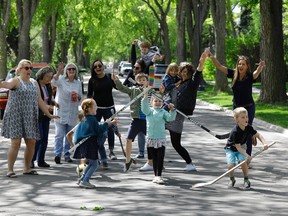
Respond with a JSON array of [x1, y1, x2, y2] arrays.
[[225, 107, 269, 189], [112, 73, 150, 172]]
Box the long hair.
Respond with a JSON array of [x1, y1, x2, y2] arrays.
[[232, 56, 251, 87]]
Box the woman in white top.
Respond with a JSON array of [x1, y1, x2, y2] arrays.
[[51, 63, 82, 164]]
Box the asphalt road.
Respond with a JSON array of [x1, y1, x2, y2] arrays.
[[0, 75, 287, 216]]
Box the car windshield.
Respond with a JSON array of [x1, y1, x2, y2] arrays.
[[123, 63, 131, 67]]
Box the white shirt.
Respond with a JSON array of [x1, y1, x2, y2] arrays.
[[51, 76, 82, 126]]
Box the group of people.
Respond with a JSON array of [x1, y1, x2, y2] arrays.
[[0, 40, 270, 189]]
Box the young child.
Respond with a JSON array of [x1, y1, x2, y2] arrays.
[[225, 107, 269, 189], [161, 63, 181, 110], [71, 98, 117, 189], [112, 73, 150, 172], [141, 92, 176, 184]]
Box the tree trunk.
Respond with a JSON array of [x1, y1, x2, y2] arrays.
[[176, 0, 186, 64], [42, 13, 57, 63], [17, 0, 39, 61], [210, 0, 228, 91], [0, 0, 11, 79], [259, 0, 287, 103]]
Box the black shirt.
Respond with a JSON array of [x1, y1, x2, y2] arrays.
[[225, 124, 257, 152]]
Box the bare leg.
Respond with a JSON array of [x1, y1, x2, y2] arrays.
[[241, 161, 249, 177], [125, 139, 133, 163], [23, 138, 36, 173], [228, 164, 235, 177], [7, 139, 21, 174]]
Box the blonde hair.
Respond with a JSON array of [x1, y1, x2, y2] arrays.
[[166, 63, 179, 75], [232, 56, 251, 87], [16, 59, 32, 76], [78, 110, 84, 121], [233, 107, 248, 119], [81, 98, 96, 115], [150, 92, 163, 105]]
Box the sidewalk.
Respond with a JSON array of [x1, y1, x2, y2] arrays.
[[0, 88, 287, 216]]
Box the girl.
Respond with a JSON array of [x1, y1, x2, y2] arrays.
[[141, 92, 176, 184], [72, 98, 117, 189]]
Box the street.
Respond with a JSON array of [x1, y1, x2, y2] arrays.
[[0, 74, 287, 216]]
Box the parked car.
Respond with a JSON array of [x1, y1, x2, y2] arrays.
[[0, 63, 50, 119], [119, 62, 132, 76], [118, 61, 128, 73]]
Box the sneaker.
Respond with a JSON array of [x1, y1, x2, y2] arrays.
[[65, 157, 73, 163], [184, 163, 197, 172], [228, 179, 236, 188], [30, 161, 35, 168], [38, 162, 50, 168], [123, 159, 133, 172], [54, 156, 62, 164], [152, 176, 160, 183], [244, 180, 251, 189], [139, 163, 153, 171], [156, 177, 165, 184], [102, 161, 109, 170], [109, 152, 117, 160], [79, 181, 96, 189], [135, 154, 144, 159]]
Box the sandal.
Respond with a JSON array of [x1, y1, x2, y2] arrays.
[[6, 172, 17, 178], [23, 170, 39, 175]]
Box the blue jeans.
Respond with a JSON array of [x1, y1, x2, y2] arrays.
[[96, 107, 115, 150], [33, 116, 50, 163], [137, 132, 146, 155], [82, 159, 99, 182], [98, 131, 108, 162], [233, 103, 255, 156], [54, 122, 74, 158]]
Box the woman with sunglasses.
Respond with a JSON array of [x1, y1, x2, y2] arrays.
[[52, 62, 82, 164], [87, 59, 117, 168], [1, 59, 59, 178], [206, 50, 265, 166]]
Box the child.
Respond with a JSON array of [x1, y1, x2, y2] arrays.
[[141, 92, 176, 184], [225, 107, 269, 189], [112, 73, 149, 172], [161, 63, 181, 110], [72, 98, 117, 189]]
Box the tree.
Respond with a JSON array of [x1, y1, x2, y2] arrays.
[[210, 0, 228, 91], [259, 0, 287, 103], [0, 0, 11, 79], [176, 0, 186, 63], [142, 0, 172, 63], [16, 0, 40, 61]]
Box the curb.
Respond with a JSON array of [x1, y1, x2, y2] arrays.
[[196, 99, 288, 137]]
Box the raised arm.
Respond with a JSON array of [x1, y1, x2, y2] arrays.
[[197, 51, 207, 71], [206, 50, 228, 74], [253, 59, 265, 80], [0, 77, 19, 90]]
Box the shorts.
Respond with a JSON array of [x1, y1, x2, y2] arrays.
[[225, 148, 246, 165], [127, 118, 146, 141]]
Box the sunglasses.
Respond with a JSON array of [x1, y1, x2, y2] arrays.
[[23, 66, 33, 71], [67, 68, 76, 71], [94, 64, 102, 69], [134, 67, 140, 70]]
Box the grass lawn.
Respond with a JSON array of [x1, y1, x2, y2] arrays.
[[197, 84, 288, 129]]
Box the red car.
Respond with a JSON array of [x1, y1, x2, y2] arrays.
[[0, 63, 49, 119]]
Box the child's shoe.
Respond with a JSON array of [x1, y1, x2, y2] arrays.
[[156, 177, 165, 184], [123, 159, 133, 172], [184, 163, 197, 172], [79, 181, 96, 189], [102, 161, 109, 170], [228, 179, 236, 188], [152, 176, 160, 183], [109, 152, 117, 160], [244, 179, 251, 189]]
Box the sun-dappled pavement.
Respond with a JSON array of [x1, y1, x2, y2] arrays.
[[0, 76, 287, 216]]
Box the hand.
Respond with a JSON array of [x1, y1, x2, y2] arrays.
[[159, 84, 165, 93], [133, 39, 138, 45], [258, 59, 265, 67], [246, 156, 252, 164], [49, 114, 60, 119], [167, 103, 175, 110], [111, 73, 118, 81], [263, 143, 269, 150], [57, 62, 65, 74]]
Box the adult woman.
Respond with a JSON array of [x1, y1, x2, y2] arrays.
[[52, 63, 82, 164], [0, 59, 59, 177], [165, 52, 207, 171], [207, 51, 265, 160], [87, 59, 117, 162], [31, 66, 58, 168]]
